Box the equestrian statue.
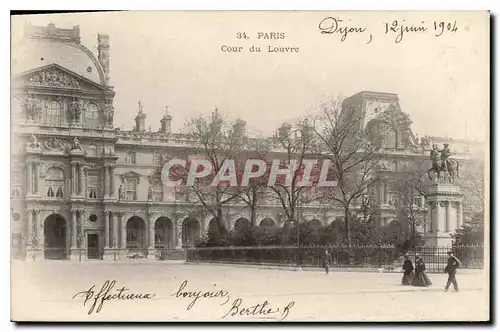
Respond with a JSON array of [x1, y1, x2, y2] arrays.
[[428, 143, 460, 182]]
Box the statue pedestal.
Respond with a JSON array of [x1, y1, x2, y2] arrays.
[[423, 182, 464, 248]]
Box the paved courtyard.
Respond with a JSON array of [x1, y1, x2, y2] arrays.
[[11, 261, 489, 322]]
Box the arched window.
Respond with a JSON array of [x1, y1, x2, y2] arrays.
[[84, 103, 99, 129], [386, 128, 397, 149], [45, 167, 65, 198], [45, 100, 64, 126]]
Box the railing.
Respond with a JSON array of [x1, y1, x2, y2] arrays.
[[186, 245, 485, 272]]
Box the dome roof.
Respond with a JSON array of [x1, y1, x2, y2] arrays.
[[12, 36, 106, 86]]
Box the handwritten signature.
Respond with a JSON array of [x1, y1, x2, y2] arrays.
[[222, 298, 295, 321], [172, 280, 295, 320], [72, 280, 155, 315]]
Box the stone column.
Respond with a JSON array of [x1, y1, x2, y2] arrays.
[[26, 209, 33, 246], [383, 182, 388, 205], [104, 211, 110, 248], [112, 213, 118, 248], [104, 165, 109, 197], [435, 202, 441, 232], [110, 166, 115, 197], [79, 164, 85, 197], [35, 210, 44, 260], [27, 162, 33, 195], [147, 213, 156, 259], [457, 202, 463, 229], [445, 201, 451, 232], [69, 210, 78, 260], [175, 219, 183, 249], [378, 182, 384, 205], [120, 214, 126, 250], [33, 162, 39, 195], [71, 163, 76, 195], [428, 202, 433, 233], [71, 211, 77, 248]]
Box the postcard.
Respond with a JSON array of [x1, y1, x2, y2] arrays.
[[10, 11, 489, 322]]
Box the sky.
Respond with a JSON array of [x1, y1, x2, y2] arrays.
[[11, 11, 489, 141]]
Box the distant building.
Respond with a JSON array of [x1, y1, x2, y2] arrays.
[[10, 23, 485, 261]]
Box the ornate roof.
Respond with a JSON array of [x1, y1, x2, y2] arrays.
[[12, 23, 106, 86]]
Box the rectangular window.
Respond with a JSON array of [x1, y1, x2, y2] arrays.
[[153, 182, 163, 201], [126, 152, 136, 164], [125, 179, 137, 200], [413, 197, 422, 207], [87, 174, 99, 199]]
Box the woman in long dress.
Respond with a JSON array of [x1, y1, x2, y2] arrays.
[[412, 253, 432, 287], [401, 254, 414, 285]]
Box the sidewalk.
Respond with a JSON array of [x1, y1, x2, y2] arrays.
[[16, 258, 485, 274]]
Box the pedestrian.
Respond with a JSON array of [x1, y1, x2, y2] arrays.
[[444, 250, 461, 292], [412, 253, 432, 287], [401, 254, 414, 285], [323, 249, 331, 275]]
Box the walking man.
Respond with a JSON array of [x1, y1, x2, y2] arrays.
[[444, 250, 461, 292], [323, 249, 332, 275]]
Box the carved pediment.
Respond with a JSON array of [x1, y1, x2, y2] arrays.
[[120, 171, 142, 183], [14, 64, 111, 92]]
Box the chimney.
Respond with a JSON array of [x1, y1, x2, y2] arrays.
[[135, 101, 147, 132], [97, 34, 110, 85], [160, 106, 172, 134]]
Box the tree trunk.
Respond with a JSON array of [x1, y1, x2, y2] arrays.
[[344, 205, 351, 247]]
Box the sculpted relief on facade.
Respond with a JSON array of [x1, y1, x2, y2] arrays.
[[24, 68, 81, 88]]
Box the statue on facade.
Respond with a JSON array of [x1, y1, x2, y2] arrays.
[[428, 143, 460, 182], [147, 186, 153, 201], [27, 134, 40, 149], [104, 102, 114, 126], [71, 137, 82, 151], [24, 94, 41, 121], [118, 184, 124, 200], [69, 97, 83, 123]]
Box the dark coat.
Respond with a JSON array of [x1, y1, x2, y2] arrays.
[[322, 253, 332, 266], [445, 255, 461, 273]]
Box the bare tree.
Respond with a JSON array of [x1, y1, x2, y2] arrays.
[[161, 109, 247, 234], [390, 160, 428, 246], [312, 97, 385, 246], [267, 119, 320, 227]]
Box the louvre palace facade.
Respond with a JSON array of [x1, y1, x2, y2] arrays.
[[10, 23, 484, 261]]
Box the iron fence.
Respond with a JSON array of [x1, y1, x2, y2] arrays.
[[186, 244, 485, 272]]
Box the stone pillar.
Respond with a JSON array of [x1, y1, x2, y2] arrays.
[[457, 202, 463, 229], [378, 182, 384, 205], [434, 202, 441, 232], [26, 210, 33, 246], [27, 162, 33, 195], [71, 163, 76, 195], [175, 219, 183, 249], [112, 213, 118, 248], [120, 214, 126, 250], [383, 182, 388, 205], [34, 210, 44, 260], [445, 201, 451, 232], [104, 165, 109, 197], [33, 162, 39, 195], [104, 211, 110, 248], [110, 166, 115, 197], [147, 214, 156, 260], [70, 210, 78, 260], [79, 164, 85, 197]]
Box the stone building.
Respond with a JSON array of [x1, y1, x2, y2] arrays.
[[10, 23, 484, 261]]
